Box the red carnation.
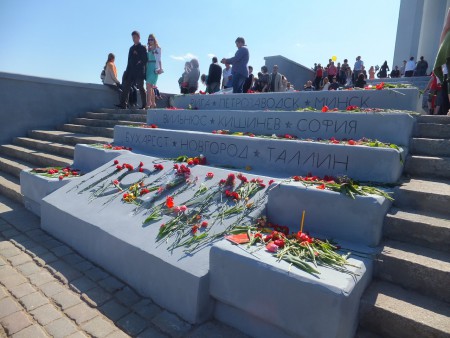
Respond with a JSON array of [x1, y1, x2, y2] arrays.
[[201, 221, 208, 228], [206, 172, 214, 178], [321, 106, 329, 112], [114, 160, 119, 165]]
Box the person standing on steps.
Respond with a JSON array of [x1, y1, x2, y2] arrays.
[[145, 34, 163, 109], [221, 37, 249, 93], [206, 57, 222, 93], [116, 31, 148, 109]]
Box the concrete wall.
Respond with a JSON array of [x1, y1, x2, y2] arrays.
[[264, 55, 315, 91], [0, 72, 118, 145], [393, 0, 448, 71]]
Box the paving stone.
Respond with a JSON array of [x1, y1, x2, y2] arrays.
[[40, 238, 64, 250], [50, 245, 74, 257], [66, 332, 90, 338], [51, 290, 82, 310], [115, 286, 141, 307], [36, 251, 59, 264], [48, 260, 82, 282], [25, 245, 48, 257], [0, 311, 32, 335], [0, 297, 21, 319], [81, 316, 116, 337], [8, 234, 29, 243], [84, 266, 110, 282], [136, 327, 168, 338], [12, 240, 38, 252], [132, 299, 162, 321], [32, 257, 46, 267], [54, 272, 69, 285], [29, 303, 63, 326], [44, 316, 78, 337], [15, 261, 41, 276], [28, 270, 54, 287], [7, 253, 32, 267], [19, 291, 49, 311], [117, 312, 148, 336], [81, 287, 112, 307], [64, 302, 99, 325], [39, 281, 65, 297], [63, 253, 86, 265], [0, 265, 15, 279], [0, 286, 7, 299], [24, 229, 45, 238], [0, 273, 28, 289], [9, 283, 37, 299], [1, 228, 21, 238], [100, 299, 130, 322], [106, 330, 132, 338], [74, 260, 95, 272], [98, 276, 124, 293], [69, 276, 97, 294], [152, 311, 192, 338], [11, 324, 48, 338], [0, 246, 22, 258], [186, 321, 249, 338]]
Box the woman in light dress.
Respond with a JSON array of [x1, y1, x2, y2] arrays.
[[145, 34, 163, 108]]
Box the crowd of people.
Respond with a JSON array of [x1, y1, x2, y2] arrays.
[[102, 32, 437, 110]]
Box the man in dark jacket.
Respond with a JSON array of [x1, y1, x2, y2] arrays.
[[206, 57, 222, 93], [117, 31, 148, 109]]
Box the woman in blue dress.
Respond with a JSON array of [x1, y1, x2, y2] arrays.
[[146, 34, 162, 108]]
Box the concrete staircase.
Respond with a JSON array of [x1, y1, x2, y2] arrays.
[[358, 115, 450, 338], [0, 108, 150, 204]]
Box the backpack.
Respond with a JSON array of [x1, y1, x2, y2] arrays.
[[100, 69, 106, 83]]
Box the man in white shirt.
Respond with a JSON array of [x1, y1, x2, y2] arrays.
[[405, 57, 416, 77], [222, 63, 232, 89]]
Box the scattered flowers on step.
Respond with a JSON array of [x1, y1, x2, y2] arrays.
[[31, 167, 81, 180]]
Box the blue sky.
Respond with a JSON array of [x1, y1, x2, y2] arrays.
[[0, 0, 401, 94]]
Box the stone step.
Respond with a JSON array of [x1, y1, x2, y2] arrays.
[[359, 280, 450, 338], [384, 208, 450, 253], [97, 108, 148, 114], [13, 137, 74, 158], [393, 178, 450, 216], [84, 112, 147, 122], [57, 124, 114, 138], [0, 171, 22, 204], [0, 155, 32, 178], [414, 123, 450, 139], [417, 115, 450, 124], [374, 239, 450, 303], [72, 117, 142, 128], [0, 144, 72, 168], [28, 130, 112, 146], [404, 155, 450, 179], [411, 138, 450, 156]]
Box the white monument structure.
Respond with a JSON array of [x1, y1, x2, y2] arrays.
[[393, 0, 450, 69]]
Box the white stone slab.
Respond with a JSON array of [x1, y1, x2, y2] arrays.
[[20, 170, 73, 217], [114, 126, 405, 183], [267, 181, 392, 247], [171, 88, 420, 112], [73, 144, 130, 173], [40, 153, 269, 323], [210, 240, 373, 338], [147, 109, 415, 146]]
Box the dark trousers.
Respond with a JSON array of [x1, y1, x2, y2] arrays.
[[404, 70, 414, 77], [104, 84, 122, 102], [121, 78, 146, 108]]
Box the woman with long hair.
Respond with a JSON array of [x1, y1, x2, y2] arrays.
[[103, 53, 122, 103], [146, 34, 163, 108]]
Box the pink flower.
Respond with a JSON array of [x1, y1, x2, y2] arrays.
[[179, 205, 188, 212], [266, 242, 278, 253], [268, 179, 275, 185]]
